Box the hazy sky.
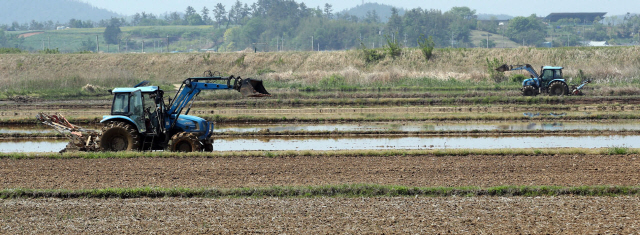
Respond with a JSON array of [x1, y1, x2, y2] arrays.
[[82, 0, 635, 17]]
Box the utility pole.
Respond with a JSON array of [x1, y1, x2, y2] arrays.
[[311, 36, 314, 51], [107, 44, 109, 53], [276, 37, 279, 51], [47, 37, 50, 49], [96, 35, 99, 52], [450, 31, 454, 48], [166, 35, 169, 52], [404, 33, 407, 47], [317, 43, 319, 51], [142, 40, 144, 53], [281, 37, 284, 51], [41, 39, 44, 50]]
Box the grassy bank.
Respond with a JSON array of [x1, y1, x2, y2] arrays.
[[2, 184, 640, 199], [1, 47, 639, 99], [1, 148, 637, 159]]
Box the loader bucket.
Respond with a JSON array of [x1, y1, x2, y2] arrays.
[[239, 78, 271, 97], [495, 64, 511, 72]]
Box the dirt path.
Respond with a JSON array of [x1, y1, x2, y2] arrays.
[[18, 31, 44, 38], [1, 197, 638, 233], [2, 155, 640, 189]]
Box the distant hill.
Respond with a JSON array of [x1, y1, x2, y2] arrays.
[[0, 0, 120, 25], [340, 3, 405, 23]]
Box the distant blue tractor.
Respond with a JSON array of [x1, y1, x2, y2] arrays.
[[496, 64, 590, 96]]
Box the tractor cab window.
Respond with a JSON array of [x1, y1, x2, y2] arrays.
[[130, 92, 143, 115], [541, 70, 554, 83], [111, 93, 130, 114], [554, 70, 562, 79]]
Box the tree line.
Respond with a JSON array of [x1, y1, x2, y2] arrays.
[[2, 0, 640, 52]]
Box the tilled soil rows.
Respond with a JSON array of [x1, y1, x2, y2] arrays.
[[2, 154, 640, 189], [2, 196, 639, 233]]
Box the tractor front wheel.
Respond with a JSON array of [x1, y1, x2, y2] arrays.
[[548, 81, 569, 96], [203, 139, 214, 152], [522, 85, 537, 96], [100, 121, 141, 151], [170, 132, 202, 152]]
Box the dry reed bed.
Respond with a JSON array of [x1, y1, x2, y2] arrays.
[[2, 196, 639, 233], [1, 47, 639, 91]]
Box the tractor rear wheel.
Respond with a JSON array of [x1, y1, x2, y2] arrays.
[[548, 81, 569, 96], [170, 132, 202, 152], [100, 121, 141, 151], [521, 85, 537, 96]]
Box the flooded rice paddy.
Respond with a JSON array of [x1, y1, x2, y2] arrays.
[[2, 135, 639, 153], [5, 121, 640, 134], [2, 121, 639, 152]]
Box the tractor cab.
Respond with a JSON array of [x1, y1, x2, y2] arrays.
[[539, 66, 564, 86], [104, 86, 166, 135]]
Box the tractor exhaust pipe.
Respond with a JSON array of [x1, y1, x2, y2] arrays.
[[238, 78, 270, 97]]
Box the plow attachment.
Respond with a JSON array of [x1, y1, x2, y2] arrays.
[[495, 64, 512, 72], [238, 78, 270, 97], [36, 113, 101, 152]]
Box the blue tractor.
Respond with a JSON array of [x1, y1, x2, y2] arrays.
[[496, 64, 590, 96], [97, 71, 269, 152]]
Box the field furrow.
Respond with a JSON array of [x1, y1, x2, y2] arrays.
[[2, 154, 640, 189], [2, 197, 639, 234]]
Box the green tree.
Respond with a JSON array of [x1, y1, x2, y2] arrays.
[[386, 7, 402, 35], [201, 6, 212, 25], [184, 6, 196, 20], [0, 29, 24, 48], [417, 35, 435, 61], [186, 14, 205, 25], [103, 18, 122, 44], [324, 3, 333, 19], [213, 3, 227, 28], [506, 15, 546, 46]]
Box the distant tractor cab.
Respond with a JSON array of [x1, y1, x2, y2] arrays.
[[496, 64, 590, 96]]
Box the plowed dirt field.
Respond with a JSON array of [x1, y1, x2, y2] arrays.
[[2, 197, 639, 233], [2, 154, 640, 189]]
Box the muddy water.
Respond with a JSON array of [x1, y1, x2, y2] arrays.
[[215, 121, 640, 132], [4, 121, 640, 134], [0, 140, 67, 153], [212, 135, 640, 151], [2, 135, 639, 153]]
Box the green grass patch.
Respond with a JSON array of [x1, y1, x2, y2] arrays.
[[2, 184, 639, 199]]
